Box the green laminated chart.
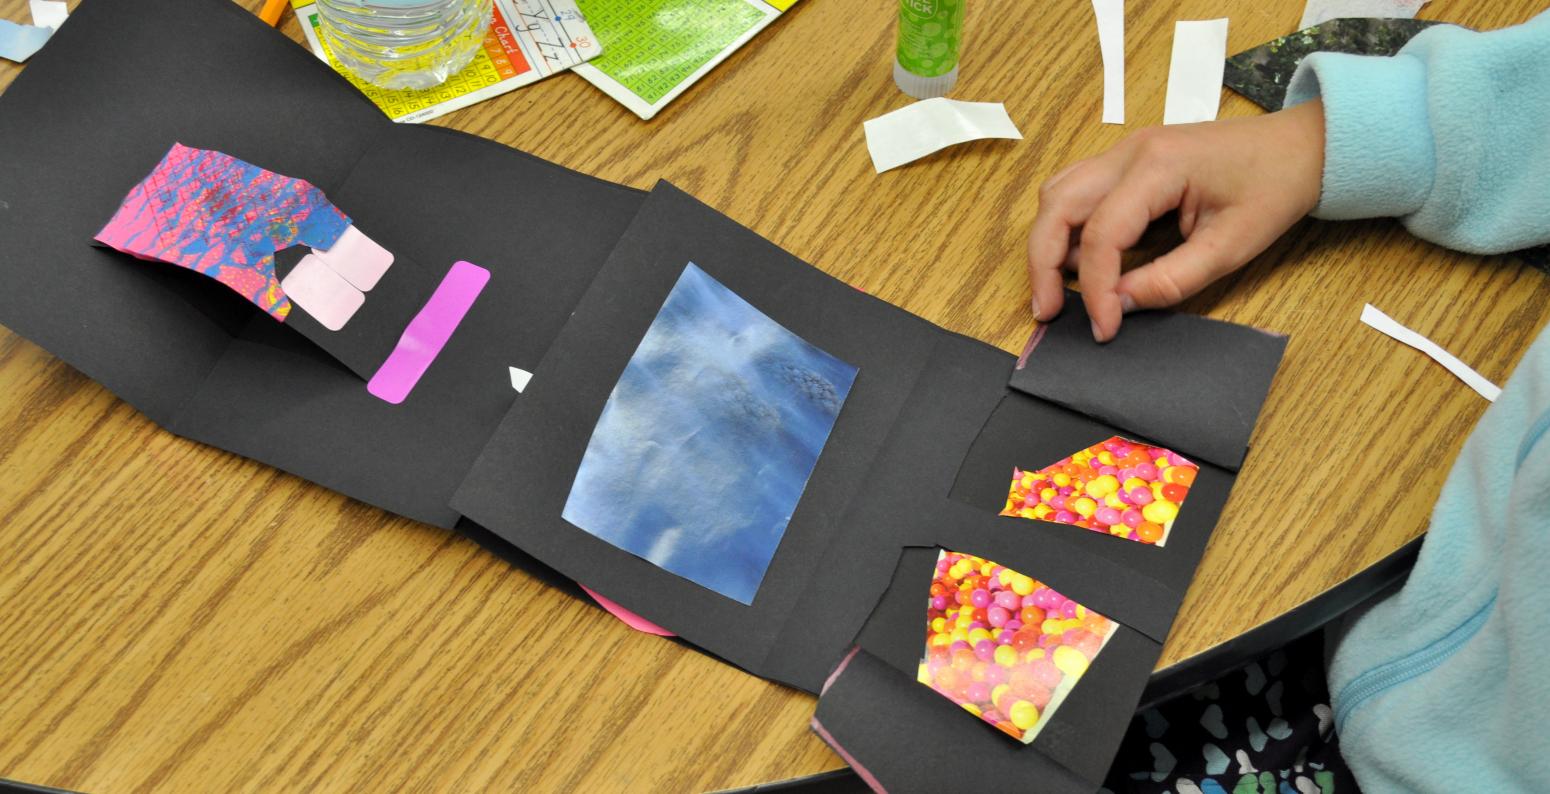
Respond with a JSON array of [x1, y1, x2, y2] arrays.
[[573, 0, 795, 119]]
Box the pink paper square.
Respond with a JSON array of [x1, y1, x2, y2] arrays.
[[280, 254, 364, 331], [312, 225, 394, 291]]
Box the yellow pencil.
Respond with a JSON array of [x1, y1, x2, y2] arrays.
[[259, 0, 288, 26]]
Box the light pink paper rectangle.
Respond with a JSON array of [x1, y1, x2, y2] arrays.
[[280, 254, 364, 331]]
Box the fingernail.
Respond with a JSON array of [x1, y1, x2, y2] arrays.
[[1031, 299, 1044, 322], [1091, 319, 1106, 343], [1120, 294, 1136, 313]]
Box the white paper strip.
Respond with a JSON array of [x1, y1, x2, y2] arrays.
[[1361, 304, 1501, 402], [29, 0, 66, 29], [863, 98, 1023, 173], [1091, 0, 1125, 125], [1163, 18, 1229, 125], [1299, 0, 1427, 30]]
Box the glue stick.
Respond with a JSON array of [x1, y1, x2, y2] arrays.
[[894, 0, 964, 99]]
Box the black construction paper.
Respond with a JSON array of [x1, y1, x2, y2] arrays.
[[451, 181, 946, 677], [0, 0, 646, 526], [1009, 293, 1286, 471], [813, 641, 1157, 793], [846, 550, 1163, 785]]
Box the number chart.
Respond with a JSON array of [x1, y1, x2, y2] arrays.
[[572, 0, 798, 120]]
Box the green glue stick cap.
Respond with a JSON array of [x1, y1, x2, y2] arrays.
[[895, 0, 963, 98]]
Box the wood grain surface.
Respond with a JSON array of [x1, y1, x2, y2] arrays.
[[2, 0, 1547, 791]]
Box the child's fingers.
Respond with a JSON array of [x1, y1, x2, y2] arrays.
[[1027, 158, 1122, 321], [1026, 224, 1070, 322], [1117, 220, 1250, 310], [1076, 167, 1186, 341]]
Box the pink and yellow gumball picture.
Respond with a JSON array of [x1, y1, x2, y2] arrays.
[[1002, 436, 1198, 546], [918, 550, 1118, 744]]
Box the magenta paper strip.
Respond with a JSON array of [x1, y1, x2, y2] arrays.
[[367, 260, 489, 404]]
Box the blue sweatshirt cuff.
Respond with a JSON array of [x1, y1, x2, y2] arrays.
[[1285, 52, 1435, 221]]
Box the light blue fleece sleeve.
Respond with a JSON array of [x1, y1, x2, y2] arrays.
[[1321, 314, 1550, 794], [1284, 12, 1550, 255]]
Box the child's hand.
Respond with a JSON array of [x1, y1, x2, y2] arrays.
[[1027, 99, 1326, 341]]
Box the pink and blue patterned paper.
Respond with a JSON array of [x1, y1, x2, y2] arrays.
[[96, 143, 352, 320]]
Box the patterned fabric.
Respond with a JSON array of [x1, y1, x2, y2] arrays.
[[96, 143, 352, 320], [1102, 633, 1359, 794]]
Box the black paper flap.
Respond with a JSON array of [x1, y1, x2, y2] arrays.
[[814, 639, 1158, 791], [1009, 292, 1287, 471], [849, 544, 1164, 785]]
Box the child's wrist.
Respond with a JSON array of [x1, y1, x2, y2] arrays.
[[1271, 99, 1327, 216]]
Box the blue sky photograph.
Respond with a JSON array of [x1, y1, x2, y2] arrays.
[[562, 263, 858, 605]]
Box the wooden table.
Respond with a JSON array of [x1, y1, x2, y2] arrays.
[[2, 0, 1545, 790]]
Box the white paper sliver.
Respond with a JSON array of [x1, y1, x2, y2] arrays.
[[1361, 303, 1501, 402], [1091, 0, 1124, 125]]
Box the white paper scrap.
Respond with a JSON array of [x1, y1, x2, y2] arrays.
[[1299, 0, 1427, 30], [1163, 18, 1229, 125], [29, 0, 66, 29], [510, 367, 533, 393], [863, 98, 1023, 174], [1361, 304, 1500, 402], [1091, 0, 1125, 125]]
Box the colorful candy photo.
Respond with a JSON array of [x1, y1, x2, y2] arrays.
[[918, 550, 1118, 744], [562, 263, 858, 605], [1001, 436, 1198, 546]]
